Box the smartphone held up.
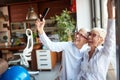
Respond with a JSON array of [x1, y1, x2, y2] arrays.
[[40, 8, 50, 21]]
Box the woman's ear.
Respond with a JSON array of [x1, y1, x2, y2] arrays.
[[99, 37, 104, 45], [97, 37, 104, 46]]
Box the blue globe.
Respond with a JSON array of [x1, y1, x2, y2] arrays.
[[0, 66, 30, 80]]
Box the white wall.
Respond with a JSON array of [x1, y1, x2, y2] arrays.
[[76, 0, 108, 30], [101, 0, 108, 29], [76, 0, 91, 31]]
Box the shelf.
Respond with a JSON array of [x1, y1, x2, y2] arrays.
[[11, 29, 25, 33], [0, 28, 8, 32]]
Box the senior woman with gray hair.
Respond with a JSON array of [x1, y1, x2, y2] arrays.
[[35, 12, 88, 80], [77, 0, 115, 80]]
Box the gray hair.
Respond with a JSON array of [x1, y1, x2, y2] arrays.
[[92, 28, 107, 40]]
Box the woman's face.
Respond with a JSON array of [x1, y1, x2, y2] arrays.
[[87, 30, 102, 48], [73, 29, 88, 46]]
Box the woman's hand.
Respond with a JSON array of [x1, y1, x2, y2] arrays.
[[107, 0, 114, 19], [35, 15, 46, 34]]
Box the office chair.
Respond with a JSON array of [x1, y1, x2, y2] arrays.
[[8, 29, 39, 79], [20, 28, 33, 68], [8, 29, 33, 67]]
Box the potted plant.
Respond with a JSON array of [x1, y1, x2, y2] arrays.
[[51, 9, 76, 41]]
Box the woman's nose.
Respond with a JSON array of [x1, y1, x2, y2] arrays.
[[76, 34, 79, 37], [88, 35, 91, 39]]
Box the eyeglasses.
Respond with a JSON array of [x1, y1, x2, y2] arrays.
[[88, 32, 99, 37], [75, 32, 88, 40]]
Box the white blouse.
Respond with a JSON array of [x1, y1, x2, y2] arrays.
[[77, 19, 115, 80], [39, 31, 88, 80]]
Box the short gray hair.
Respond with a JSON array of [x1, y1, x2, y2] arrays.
[[92, 28, 106, 40]]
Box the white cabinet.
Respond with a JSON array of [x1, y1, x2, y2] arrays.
[[36, 50, 57, 70]]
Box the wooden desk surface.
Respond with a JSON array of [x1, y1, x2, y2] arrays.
[[0, 45, 25, 51], [0, 43, 41, 51]]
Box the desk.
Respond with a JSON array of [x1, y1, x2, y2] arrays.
[[0, 44, 42, 71], [0, 45, 25, 58]]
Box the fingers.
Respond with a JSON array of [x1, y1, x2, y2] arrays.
[[36, 14, 45, 22], [39, 14, 43, 21], [35, 18, 45, 24], [35, 14, 46, 28], [39, 14, 42, 18], [42, 18, 45, 22], [36, 18, 40, 22], [35, 19, 40, 25]]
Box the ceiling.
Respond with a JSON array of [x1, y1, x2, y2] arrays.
[[0, 0, 30, 7], [0, 0, 60, 7]]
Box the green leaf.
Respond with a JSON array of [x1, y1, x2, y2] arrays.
[[51, 9, 76, 41]]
